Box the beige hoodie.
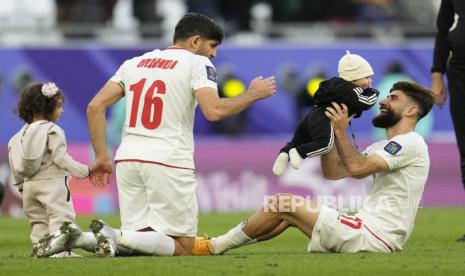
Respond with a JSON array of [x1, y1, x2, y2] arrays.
[[8, 120, 89, 190]]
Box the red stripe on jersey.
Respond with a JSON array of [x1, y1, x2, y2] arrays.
[[364, 225, 393, 252], [115, 159, 194, 170]]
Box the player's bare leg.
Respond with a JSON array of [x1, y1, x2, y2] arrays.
[[173, 236, 195, 255], [193, 194, 320, 255], [255, 221, 291, 242]]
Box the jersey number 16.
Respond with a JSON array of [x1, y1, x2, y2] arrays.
[[128, 78, 166, 130]]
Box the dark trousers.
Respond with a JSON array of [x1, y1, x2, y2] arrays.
[[447, 65, 465, 187], [280, 106, 334, 158]]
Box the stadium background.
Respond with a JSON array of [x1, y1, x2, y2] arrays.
[[0, 0, 463, 217]]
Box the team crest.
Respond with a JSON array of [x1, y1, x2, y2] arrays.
[[384, 141, 402, 155], [206, 66, 217, 82]]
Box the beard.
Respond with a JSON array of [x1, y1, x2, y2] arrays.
[[372, 107, 402, 128]]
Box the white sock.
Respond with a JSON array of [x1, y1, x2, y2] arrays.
[[289, 148, 301, 169], [74, 232, 96, 252], [118, 230, 175, 256], [272, 152, 289, 176], [212, 221, 254, 255]]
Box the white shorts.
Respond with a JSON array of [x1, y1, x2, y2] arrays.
[[308, 205, 393, 253], [116, 161, 198, 237]]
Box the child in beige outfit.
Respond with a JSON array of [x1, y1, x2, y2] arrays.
[[8, 82, 95, 257]]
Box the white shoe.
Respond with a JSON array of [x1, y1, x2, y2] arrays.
[[272, 152, 289, 176], [60, 221, 84, 249], [31, 243, 39, 258], [50, 250, 82, 258], [89, 219, 118, 257], [289, 148, 301, 169], [37, 221, 80, 258]]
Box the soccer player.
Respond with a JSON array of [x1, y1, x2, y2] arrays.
[[85, 12, 276, 256], [193, 81, 433, 254]]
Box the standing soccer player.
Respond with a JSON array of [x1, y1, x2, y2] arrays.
[[86, 12, 276, 256]]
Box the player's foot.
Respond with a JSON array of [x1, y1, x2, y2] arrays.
[[50, 250, 82, 258], [61, 221, 84, 249], [192, 236, 213, 256], [31, 243, 39, 258], [89, 219, 118, 257], [36, 221, 79, 258]]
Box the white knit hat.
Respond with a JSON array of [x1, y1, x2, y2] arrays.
[[338, 50, 374, 81]]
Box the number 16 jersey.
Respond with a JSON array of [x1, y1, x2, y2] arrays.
[[110, 47, 218, 169]]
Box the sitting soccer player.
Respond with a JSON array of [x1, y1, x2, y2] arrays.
[[193, 81, 433, 255], [273, 51, 379, 175]]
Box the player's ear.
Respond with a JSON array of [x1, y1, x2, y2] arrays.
[[189, 35, 201, 51], [405, 105, 419, 119]]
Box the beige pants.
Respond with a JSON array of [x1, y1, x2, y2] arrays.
[[22, 176, 76, 243]]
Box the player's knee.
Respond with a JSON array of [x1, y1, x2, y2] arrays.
[[275, 193, 298, 213], [275, 194, 307, 217]]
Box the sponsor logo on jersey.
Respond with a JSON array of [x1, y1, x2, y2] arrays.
[[206, 66, 217, 82], [384, 141, 402, 155]]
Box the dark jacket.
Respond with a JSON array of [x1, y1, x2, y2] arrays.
[[314, 77, 379, 118], [280, 77, 379, 158], [432, 0, 465, 72]]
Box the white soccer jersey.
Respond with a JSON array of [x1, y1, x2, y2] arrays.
[[110, 47, 218, 169], [358, 131, 429, 250]]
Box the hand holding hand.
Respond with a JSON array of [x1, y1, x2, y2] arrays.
[[89, 156, 113, 188]]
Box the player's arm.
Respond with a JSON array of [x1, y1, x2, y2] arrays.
[[195, 76, 276, 121], [325, 102, 389, 178], [87, 81, 124, 158], [320, 148, 351, 180]]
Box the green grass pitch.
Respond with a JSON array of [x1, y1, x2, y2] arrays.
[[1, 207, 464, 275]]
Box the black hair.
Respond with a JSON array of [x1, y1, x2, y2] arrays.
[[14, 83, 64, 124], [390, 81, 434, 121], [173, 12, 224, 43]]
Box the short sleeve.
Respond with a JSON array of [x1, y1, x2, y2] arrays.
[[190, 55, 218, 92], [371, 134, 423, 170], [110, 61, 128, 90]]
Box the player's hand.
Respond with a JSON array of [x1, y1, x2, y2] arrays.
[[89, 156, 113, 188], [431, 72, 447, 108], [325, 102, 351, 134], [272, 152, 289, 176], [248, 76, 276, 101]]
